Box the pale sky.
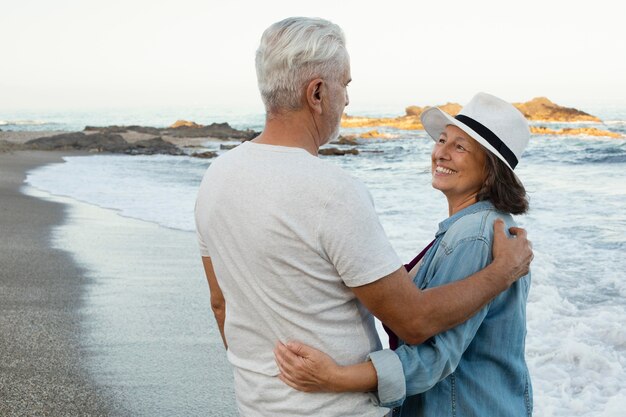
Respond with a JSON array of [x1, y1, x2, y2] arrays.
[[1, 0, 625, 113]]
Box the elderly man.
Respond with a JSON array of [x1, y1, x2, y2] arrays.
[[195, 17, 532, 417]]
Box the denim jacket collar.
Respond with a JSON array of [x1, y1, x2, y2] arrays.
[[435, 200, 494, 237]]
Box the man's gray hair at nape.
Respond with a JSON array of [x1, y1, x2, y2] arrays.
[[255, 17, 349, 113]]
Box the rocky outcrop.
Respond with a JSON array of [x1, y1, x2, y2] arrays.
[[359, 130, 399, 139], [84, 125, 163, 136], [123, 138, 183, 155], [342, 97, 604, 130], [405, 102, 462, 118], [330, 136, 358, 146], [513, 97, 601, 122], [341, 102, 463, 131], [531, 126, 622, 138], [25, 133, 184, 155], [170, 120, 202, 129], [318, 147, 359, 156], [84, 122, 259, 141], [0, 139, 25, 152], [165, 122, 259, 140], [341, 114, 423, 130], [191, 151, 218, 158]]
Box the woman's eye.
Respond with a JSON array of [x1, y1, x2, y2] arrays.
[[457, 145, 466, 151]]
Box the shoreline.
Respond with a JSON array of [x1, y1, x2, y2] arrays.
[[1, 150, 236, 415], [0, 151, 122, 415]]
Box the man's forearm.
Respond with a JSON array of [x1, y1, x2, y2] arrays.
[[201, 256, 228, 349], [407, 259, 510, 343], [214, 307, 228, 349]]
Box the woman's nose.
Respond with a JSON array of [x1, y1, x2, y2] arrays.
[[433, 143, 450, 160]]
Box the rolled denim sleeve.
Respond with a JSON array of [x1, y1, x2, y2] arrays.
[[368, 349, 406, 408]]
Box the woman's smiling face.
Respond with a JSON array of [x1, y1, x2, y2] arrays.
[[431, 124, 488, 212]]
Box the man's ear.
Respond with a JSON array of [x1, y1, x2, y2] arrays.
[[306, 78, 324, 115]]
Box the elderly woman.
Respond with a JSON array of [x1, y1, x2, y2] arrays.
[[274, 92, 533, 416]]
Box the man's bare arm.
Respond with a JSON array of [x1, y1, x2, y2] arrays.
[[201, 256, 227, 349], [352, 219, 532, 345]]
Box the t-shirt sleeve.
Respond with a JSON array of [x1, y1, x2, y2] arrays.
[[318, 179, 402, 287], [194, 198, 211, 257]]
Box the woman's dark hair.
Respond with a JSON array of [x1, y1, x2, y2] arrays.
[[476, 151, 529, 215]]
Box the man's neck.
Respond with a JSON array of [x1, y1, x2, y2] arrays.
[[252, 109, 322, 156]]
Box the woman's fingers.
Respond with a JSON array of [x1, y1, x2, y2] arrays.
[[274, 341, 334, 393], [275, 342, 304, 370], [275, 343, 320, 392]]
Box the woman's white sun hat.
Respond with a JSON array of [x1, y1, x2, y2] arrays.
[[420, 92, 530, 171]]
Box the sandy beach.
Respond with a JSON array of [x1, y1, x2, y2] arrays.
[[0, 150, 120, 416], [1, 150, 235, 416]]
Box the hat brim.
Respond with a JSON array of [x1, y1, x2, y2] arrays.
[[421, 107, 514, 171]]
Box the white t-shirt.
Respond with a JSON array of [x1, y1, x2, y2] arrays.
[[195, 141, 401, 417]]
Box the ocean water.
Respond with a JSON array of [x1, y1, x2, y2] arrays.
[[23, 110, 626, 416]]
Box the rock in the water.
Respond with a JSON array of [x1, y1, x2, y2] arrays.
[[331, 136, 358, 146], [84, 125, 162, 136], [318, 147, 359, 156], [170, 120, 202, 129], [25, 132, 185, 155], [514, 97, 601, 122], [359, 130, 398, 139], [531, 125, 621, 138], [165, 122, 258, 140], [220, 144, 238, 150], [342, 97, 602, 129], [341, 113, 423, 130], [26, 132, 129, 152], [83, 125, 128, 134], [191, 151, 218, 158], [405, 102, 461, 118], [124, 137, 184, 155]]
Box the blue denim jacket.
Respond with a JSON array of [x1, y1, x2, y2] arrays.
[[369, 201, 532, 416]]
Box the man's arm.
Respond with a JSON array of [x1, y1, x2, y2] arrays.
[[351, 219, 532, 345], [201, 256, 227, 349]]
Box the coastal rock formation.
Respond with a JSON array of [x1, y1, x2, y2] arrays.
[[405, 102, 462, 118], [165, 122, 258, 140], [191, 151, 218, 158], [123, 138, 183, 155], [341, 114, 424, 130], [531, 126, 622, 138], [318, 147, 359, 156], [331, 136, 358, 146], [0, 139, 25, 152], [84, 125, 163, 136], [341, 102, 463, 131], [170, 120, 202, 129], [359, 130, 399, 139], [25, 133, 184, 155], [513, 97, 601, 122], [341, 98, 612, 137], [84, 122, 259, 141]]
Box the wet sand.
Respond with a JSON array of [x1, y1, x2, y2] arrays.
[[0, 150, 235, 415], [0, 151, 121, 416]]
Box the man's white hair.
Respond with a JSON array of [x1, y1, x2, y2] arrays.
[[255, 17, 348, 113]]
